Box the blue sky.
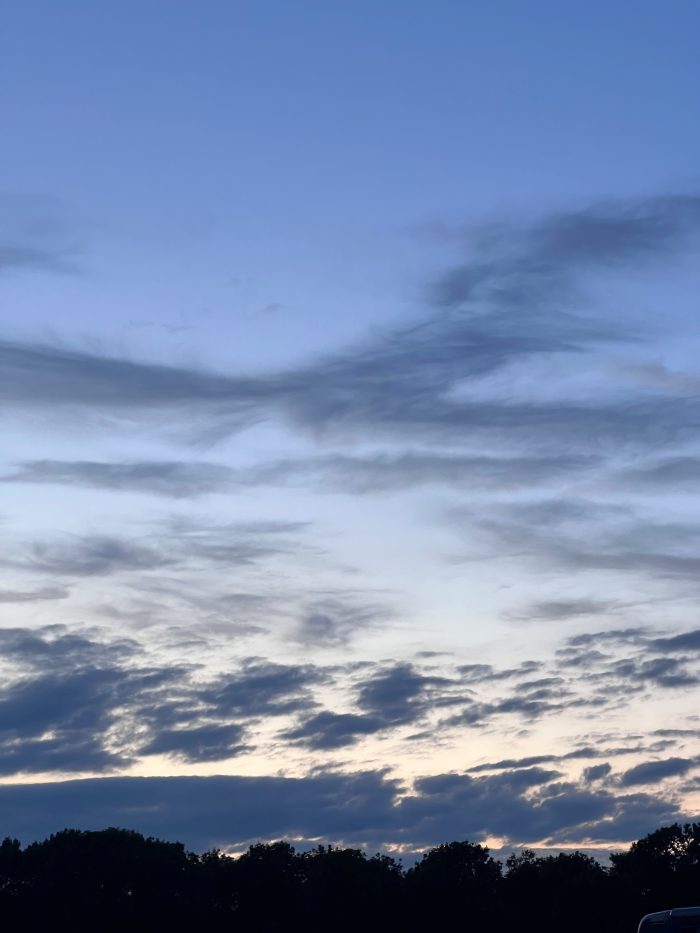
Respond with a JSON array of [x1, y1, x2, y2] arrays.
[[1, 1, 700, 856]]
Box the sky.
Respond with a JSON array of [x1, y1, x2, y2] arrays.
[[1, 0, 700, 858]]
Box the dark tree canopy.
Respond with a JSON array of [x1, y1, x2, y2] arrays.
[[0, 823, 699, 932]]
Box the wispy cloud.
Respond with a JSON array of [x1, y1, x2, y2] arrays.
[[0, 585, 69, 603], [0, 245, 75, 275], [2, 194, 699, 454], [3, 460, 234, 498]]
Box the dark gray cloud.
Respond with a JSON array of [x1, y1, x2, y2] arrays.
[[618, 757, 697, 787], [0, 771, 402, 851], [0, 650, 197, 776], [0, 764, 685, 852], [456, 659, 542, 683], [0, 585, 69, 603], [395, 767, 682, 848], [0, 733, 125, 776], [506, 598, 615, 623], [283, 711, 383, 750], [583, 763, 612, 783], [199, 660, 325, 719], [556, 626, 700, 687], [653, 628, 700, 653], [0, 625, 135, 672], [3, 460, 234, 498], [442, 621, 700, 733], [0, 627, 329, 772], [468, 747, 625, 774], [561, 628, 648, 650], [356, 662, 461, 725], [0, 668, 135, 774], [138, 723, 250, 763], [553, 791, 684, 845], [446, 692, 587, 730], [285, 662, 468, 750]]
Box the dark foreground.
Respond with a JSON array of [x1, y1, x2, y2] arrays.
[[1, 822, 698, 932]]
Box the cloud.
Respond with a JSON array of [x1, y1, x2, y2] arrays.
[[618, 757, 697, 787], [556, 628, 700, 694], [199, 661, 325, 719], [284, 662, 468, 750], [453, 497, 700, 585], [0, 585, 69, 603], [550, 791, 684, 845], [456, 660, 542, 684], [652, 628, 700, 653], [521, 195, 700, 268], [0, 625, 135, 672], [0, 245, 73, 275], [0, 668, 135, 774], [2, 194, 700, 454], [237, 452, 598, 494], [506, 598, 615, 623], [0, 771, 402, 851], [582, 763, 612, 783], [0, 764, 685, 853], [16, 535, 174, 577], [2, 452, 596, 499], [356, 663, 461, 725], [0, 618, 696, 839], [293, 597, 388, 647], [0, 646, 203, 776], [3, 460, 234, 498], [137, 723, 250, 763], [0, 626, 329, 772], [442, 622, 700, 733], [614, 457, 700, 493], [395, 768, 682, 848], [0, 340, 266, 434], [6, 519, 307, 579], [283, 712, 384, 750], [470, 745, 656, 775]]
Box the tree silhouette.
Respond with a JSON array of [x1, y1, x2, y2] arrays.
[[300, 844, 404, 931], [20, 827, 197, 930], [229, 841, 304, 932], [406, 840, 503, 929], [610, 822, 700, 914], [0, 822, 697, 932], [505, 848, 609, 933]]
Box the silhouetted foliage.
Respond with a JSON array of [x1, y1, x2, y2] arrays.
[[610, 823, 700, 917], [505, 848, 610, 933], [301, 845, 404, 931], [0, 823, 698, 931], [406, 839, 503, 929]]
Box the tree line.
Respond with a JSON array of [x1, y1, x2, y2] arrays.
[[1, 821, 699, 931]]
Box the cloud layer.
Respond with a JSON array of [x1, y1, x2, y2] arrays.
[[3, 193, 700, 852]]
